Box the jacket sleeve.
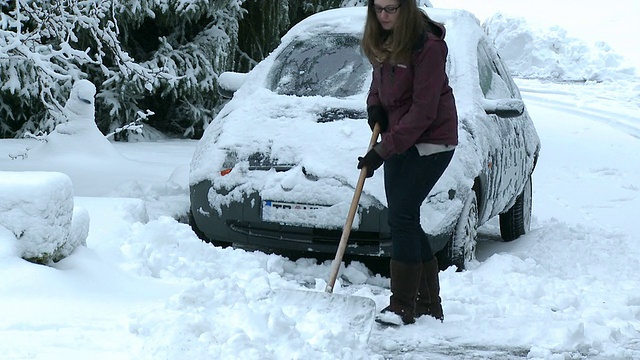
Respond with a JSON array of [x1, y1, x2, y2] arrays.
[[378, 39, 449, 159]]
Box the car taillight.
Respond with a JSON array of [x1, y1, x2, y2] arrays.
[[221, 150, 237, 176]]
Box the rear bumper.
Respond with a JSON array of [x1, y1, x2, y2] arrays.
[[226, 220, 392, 256], [189, 180, 392, 257]]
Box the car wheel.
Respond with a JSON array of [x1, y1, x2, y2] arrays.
[[499, 174, 532, 241], [439, 190, 478, 272]]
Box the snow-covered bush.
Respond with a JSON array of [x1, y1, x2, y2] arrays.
[[0, 171, 89, 264], [26, 79, 124, 158]]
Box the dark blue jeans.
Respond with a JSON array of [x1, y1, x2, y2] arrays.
[[384, 147, 454, 264]]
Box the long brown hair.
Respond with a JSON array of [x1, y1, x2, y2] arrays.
[[361, 0, 434, 65]]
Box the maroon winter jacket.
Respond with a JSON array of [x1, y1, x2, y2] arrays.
[[367, 22, 458, 159]]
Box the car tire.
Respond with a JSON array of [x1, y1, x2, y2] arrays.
[[499, 174, 532, 241], [438, 190, 478, 272]]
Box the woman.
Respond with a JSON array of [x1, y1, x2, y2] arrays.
[[358, 0, 458, 326]]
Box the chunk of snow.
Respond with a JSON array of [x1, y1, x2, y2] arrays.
[[62, 79, 96, 121], [0, 171, 88, 263]]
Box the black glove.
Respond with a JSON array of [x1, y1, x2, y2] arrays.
[[367, 105, 388, 132], [357, 147, 384, 178]]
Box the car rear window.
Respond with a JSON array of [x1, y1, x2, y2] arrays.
[[268, 34, 369, 98]]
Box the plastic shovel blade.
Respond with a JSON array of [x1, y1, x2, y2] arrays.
[[269, 289, 376, 346]]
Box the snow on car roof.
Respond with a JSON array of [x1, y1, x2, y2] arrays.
[[283, 5, 462, 40]]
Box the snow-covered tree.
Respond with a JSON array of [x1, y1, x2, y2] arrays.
[[1, 0, 244, 139], [234, 0, 352, 72], [109, 0, 246, 138], [1, 0, 364, 141]]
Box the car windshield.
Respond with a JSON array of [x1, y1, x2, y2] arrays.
[[268, 34, 370, 98]]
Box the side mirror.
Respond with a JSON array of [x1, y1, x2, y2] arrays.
[[217, 71, 247, 99], [482, 98, 524, 118]]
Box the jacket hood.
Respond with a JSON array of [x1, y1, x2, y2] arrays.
[[413, 15, 446, 52], [431, 22, 445, 40], [424, 13, 446, 40]]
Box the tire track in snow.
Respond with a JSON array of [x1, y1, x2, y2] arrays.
[[520, 88, 640, 140], [518, 80, 640, 235]]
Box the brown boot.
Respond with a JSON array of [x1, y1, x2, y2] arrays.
[[376, 260, 422, 326], [416, 257, 444, 322], [415, 271, 431, 318]]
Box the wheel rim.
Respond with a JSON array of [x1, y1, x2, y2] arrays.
[[452, 192, 479, 269], [522, 176, 532, 232], [462, 198, 478, 264]]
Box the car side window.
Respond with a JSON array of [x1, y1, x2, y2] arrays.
[[477, 41, 513, 100]]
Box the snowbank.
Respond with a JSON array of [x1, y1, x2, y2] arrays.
[[0, 171, 88, 263], [483, 13, 637, 81]]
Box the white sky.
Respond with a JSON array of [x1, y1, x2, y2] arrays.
[[1, 2, 639, 359], [434, 0, 640, 70]]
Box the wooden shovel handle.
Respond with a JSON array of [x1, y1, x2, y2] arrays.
[[325, 123, 381, 293]]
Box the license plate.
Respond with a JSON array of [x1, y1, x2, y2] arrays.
[[261, 200, 359, 228]]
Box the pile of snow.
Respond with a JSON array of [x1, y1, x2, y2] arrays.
[[0, 171, 88, 263], [2, 79, 188, 204], [483, 13, 636, 81], [27, 79, 123, 159]]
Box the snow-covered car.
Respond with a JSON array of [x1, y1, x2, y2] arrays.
[[189, 6, 541, 270]]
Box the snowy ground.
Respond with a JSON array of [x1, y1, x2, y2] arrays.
[[2, 2, 640, 359], [2, 81, 639, 360], [368, 79, 640, 359]]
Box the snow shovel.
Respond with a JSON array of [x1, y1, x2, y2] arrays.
[[270, 123, 381, 345]]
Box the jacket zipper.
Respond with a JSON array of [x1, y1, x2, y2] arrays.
[[390, 65, 395, 85]]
